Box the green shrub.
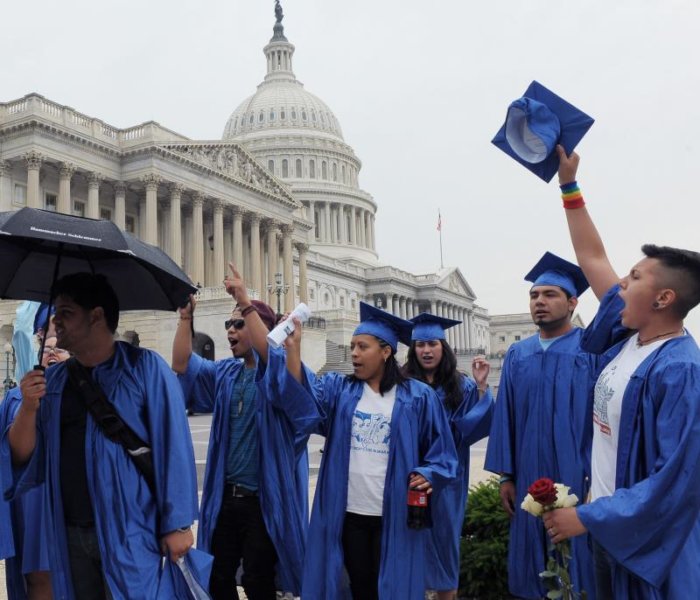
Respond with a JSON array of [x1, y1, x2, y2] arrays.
[[458, 476, 510, 599]]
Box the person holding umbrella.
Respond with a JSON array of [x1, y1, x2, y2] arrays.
[[1, 272, 199, 600]]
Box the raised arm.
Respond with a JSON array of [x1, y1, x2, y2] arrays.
[[171, 294, 195, 374], [557, 145, 619, 299], [284, 317, 303, 384], [224, 263, 271, 363]]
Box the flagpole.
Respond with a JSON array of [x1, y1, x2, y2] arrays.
[[438, 209, 444, 269]]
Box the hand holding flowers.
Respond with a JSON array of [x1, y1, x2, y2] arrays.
[[521, 478, 588, 600]]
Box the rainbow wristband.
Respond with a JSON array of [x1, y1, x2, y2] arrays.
[[560, 181, 585, 209]]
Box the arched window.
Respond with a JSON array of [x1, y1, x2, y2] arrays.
[[322, 161, 328, 180], [320, 112, 326, 125], [282, 159, 289, 178], [309, 160, 316, 178], [332, 163, 338, 181], [268, 160, 274, 173], [281, 108, 286, 120], [249, 113, 254, 124], [311, 109, 317, 122], [301, 110, 307, 121], [269, 109, 276, 121], [295, 159, 302, 177], [291, 108, 297, 120], [342, 165, 346, 183], [259, 111, 264, 123]]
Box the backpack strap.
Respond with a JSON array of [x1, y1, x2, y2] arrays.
[[65, 357, 157, 496]]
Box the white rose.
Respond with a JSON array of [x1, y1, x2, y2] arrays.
[[553, 483, 579, 508], [521, 493, 544, 517]]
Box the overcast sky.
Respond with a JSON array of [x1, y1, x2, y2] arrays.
[[4, 0, 700, 331]]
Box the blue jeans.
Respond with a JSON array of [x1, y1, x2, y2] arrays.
[[65, 525, 113, 600]]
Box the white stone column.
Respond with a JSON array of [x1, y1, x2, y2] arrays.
[[399, 296, 406, 320], [191, 193, 205, 287], [323, 202, 331, 243], [58, 163, 76, 214], [231, 207, 244, 269], [350, 206, 357, 245], [456, 308, 465, 352], [362, 210, 372, 249], [212, 200, 225, 284], [0, 161, 11, 212], [265, 220, 280, 305], [430, 300, 437, 315], [25, 151, 42, 209], [467, 310, 473, 350], [282, 224, 294, 312], [406, 298, 414, 319], [370, 214, 376, 250], [168, 184, 183, 265], [296, 242, 309, 303], [250, 214, 262, 295], [113, 182, 126, 230], [307, 200, 316, 241], [338, 206, 347, 243], [392, 294, 399, 316], [86, 172, 102, 219], [141, 174, 161, 245]]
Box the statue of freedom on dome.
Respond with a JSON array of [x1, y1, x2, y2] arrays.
[[275, 1, 284, 24]]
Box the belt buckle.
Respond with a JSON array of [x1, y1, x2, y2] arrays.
[[231, 484, 246, 498]]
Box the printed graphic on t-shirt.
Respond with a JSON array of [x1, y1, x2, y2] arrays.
[[593, 365, 615, 435], [351, 410, 391, 455]]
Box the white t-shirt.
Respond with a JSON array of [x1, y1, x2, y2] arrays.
[[590, 333, 670, 500], [346, 383, 396, 516]]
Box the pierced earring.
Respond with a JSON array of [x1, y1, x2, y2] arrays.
[[652, 301, 660, 309]]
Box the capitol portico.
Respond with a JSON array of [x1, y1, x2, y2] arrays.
[[0, 5, 490, 371]]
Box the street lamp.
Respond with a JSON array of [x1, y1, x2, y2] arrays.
[[267, 272, 289, 316], [3, 342, 13, 393]]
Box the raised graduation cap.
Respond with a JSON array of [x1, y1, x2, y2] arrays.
[[492, 81, 594, 182], [354, 302, 413, 352], [409, 312, 462, 342], [525, 251, 590, 298]]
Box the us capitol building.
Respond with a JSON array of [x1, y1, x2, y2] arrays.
[[0, 6, 492, 372]]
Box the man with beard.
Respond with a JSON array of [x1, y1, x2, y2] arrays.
[[485, 253, 598, 599], [172, 264, 317, 600]]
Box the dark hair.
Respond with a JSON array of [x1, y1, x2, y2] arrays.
[[403, 339, 463, 410], [53, 273, 119, 333], [642, 244, 700, 318], [347, 338, 407, 395]]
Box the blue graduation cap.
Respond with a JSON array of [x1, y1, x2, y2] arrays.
[[354, 302, 413, 352], [525, 252, 589, 297], [492, 81, 594, 183], [33, 302, 55, 335], [409, 312, 462, 342]]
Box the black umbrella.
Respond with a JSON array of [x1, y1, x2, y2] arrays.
[[0, 207, 196, 313]]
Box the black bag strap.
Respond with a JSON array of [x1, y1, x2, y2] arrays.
[[65, 357, 157, 496]]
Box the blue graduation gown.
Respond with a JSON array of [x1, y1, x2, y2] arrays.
[[0, 342, 199, 600], [425, 376, 494, 590], [177, 346, 318, 596], [484, 328, 598, 599], [577, 285, 700, 599], [297, 370, 458, 600], [1, 387, 51, 600]]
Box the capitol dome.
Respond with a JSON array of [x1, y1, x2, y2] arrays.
[[222, 4, 378, 264], [222, 80, 345, 142]]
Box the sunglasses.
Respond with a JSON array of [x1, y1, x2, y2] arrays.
[[225, 319, 246, 331]]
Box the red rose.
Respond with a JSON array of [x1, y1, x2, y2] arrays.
[[527, 478, 558, 506]]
